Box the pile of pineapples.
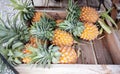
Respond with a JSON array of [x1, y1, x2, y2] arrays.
[[0, 0, 117, 67]]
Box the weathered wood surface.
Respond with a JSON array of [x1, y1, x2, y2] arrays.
[[33, 0, 100, 8], [93, 39, 113, 64], [111, 0, 120, 20], [104, 31, 120, 64], [33, 0, 68, 7], [15, 64, 120, 74], [79, 42, 97, 64]]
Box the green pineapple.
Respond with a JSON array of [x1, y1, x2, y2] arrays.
[[30, 15, 56, 41], [10, 0, 35, 22], [58, 0, 84, 37], [23, 41, 61, 67], [0, 16, 30, 49]]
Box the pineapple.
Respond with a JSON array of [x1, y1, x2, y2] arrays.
[[59, 46, 77, 64], [23, 42, 61, 67], [52, 29, 74, 47], [30, 15, 56, 41], [80, 23, 99, 40], [32, 12, 43, 22], [58, 0, 84, 37], [10, 0, 35, 22], [80, 6, 99, 23], [0, 16, 30, 49]]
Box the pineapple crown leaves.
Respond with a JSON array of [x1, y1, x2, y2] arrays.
[[58, 20, 84, 37], [58, 0, 84, 37], [66, 0, 80, 21], [30, 14, 56, 41], [10, 0, 35, 21], [0, 15, 30, 49], [0, 47, 23, 66], [25, 41, 61, 67]]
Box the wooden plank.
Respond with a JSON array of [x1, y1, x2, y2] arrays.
[[77, 0, 87, 7], [104, 31, 120, 64], [93, 39, 113, 64], [111, 0, 120, 20], [75, 44, 82, 64], [86, 0, 99, 8], [33, 0, 67, 7], [15, 64, 120, 74], [36, 10, 66, 20], [79, 42, 97, 64]]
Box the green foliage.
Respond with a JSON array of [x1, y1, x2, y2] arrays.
[[100, 8, 118, 29], [59, 20, 84, 36], [24, 41, 61, 67], [58, 0, 84, 37], [10, 0, 35, 22], [98, 19, 112, 34], [66, 0, 80, 21], [0, 16, 30, 49], [98, 9, 118, 34], [30, 15, 56, 41], [0, 48, 23, 66]]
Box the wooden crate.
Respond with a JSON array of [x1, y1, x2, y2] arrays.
[[15, 0, 120, 74], [15, 10, 120, 74]]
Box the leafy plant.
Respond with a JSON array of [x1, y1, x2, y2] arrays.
[[30, 15, 56, 41], [58, 0, 84, 37], [0, 16, 30, 49], [9, 0, 35, 22], [98, 9, 118, 34], [23, 41, 61, 67]]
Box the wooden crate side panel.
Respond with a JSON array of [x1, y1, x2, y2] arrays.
[[15, 64, 120, 74], [104, 31, 120, 64], [33, 0, 68, 7], [79, 43, 97, 64], [93, 39, 113, 64]]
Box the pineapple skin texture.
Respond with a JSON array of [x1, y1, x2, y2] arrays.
[[80, 23, 99, 41], [32, 12, 43, 22], [52, 29, 74, 47], [59, 46, 77, 64], [80, 6, 99, 23]]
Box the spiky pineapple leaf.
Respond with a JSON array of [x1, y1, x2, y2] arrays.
[[0, 16, 30, 49], [58, 0, 84, 37], [10, 0, 35, 22], [59, 20, 84, 37], [24, 42, 61, 67], [30, 15, 56, 41]]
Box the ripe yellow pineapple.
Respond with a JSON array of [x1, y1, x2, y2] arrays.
[[80, 6, 99, 23], [52, 29, 74, 47], [59, 46, 77, 64], [80, 23, 99, 40], [32, 12, 43, 22]]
